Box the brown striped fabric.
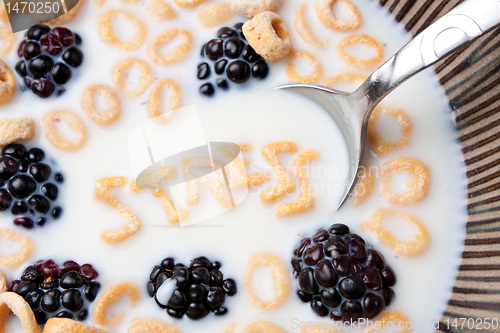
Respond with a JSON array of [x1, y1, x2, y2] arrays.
[[376, 0, 500, 331]]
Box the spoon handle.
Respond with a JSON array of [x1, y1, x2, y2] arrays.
[[358, 0, 500, 110]]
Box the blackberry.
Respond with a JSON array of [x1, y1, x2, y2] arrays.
[[147, 256, 237, 320], [0, 143, 64, 229], [196, 22, 269, 96], [10, 259, 100, 325], [291, 223, 396, 322], [15, 24, 84, 98]]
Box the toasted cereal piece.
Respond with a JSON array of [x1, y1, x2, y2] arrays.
[[367, 106, 412, 155], [362, 208, 430, 256], [364, 310, 411, 333], [242, 11, 292, 62], [147, 29, 193, 66], [0, 3, 8, 23], [315, 0, 362, 31], [244, 253, 291, 310], [82, 85, 121, 126], [43, 318, 107, 333], [42, 110, 87, 151], [276, 149, 319, 217], [232, 0, 283, 17], [351, 165, 375, 206], [243, 321, 286, 333], [0, 292, 42, 333], [380, 157, 430, 205], [148, 0, 177, 21], [47, 0, 85, 25], [173, 0, 206, 7], [134, 166, 177, 189], [0, 117, 35, 147], [94, 0, 105, 7], [148, 78, 182, 120], [337, 34, 383, 69], [127, 318, 180, 333], [0, 60, 17, 106], [222, 323, 237, 333], [0, 271, 6, 293], [260, 142, 297, 203], [95, 177, 142, 244], [286, 50, 323, 84], [198, 2, 233, 28], [112, 58, 153, 98], [93, 283, 140, 326], [294, 4, 325, 48], [323, 71, 367, 89], [0, 27, 16, 56], [153, 189, 189, 224], [98, 10, 147, 51], [0, 229, 34, 269]]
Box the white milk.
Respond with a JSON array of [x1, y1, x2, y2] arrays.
[[0, 0, 466, 332]]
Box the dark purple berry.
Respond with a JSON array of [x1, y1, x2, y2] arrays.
[[224, 38, 244, 58], [41, 183, 58, 200], [212, 307, 227, 315], [60, 271, 84, 289], [167, 308, 184, 318], [251, 60, 269, 79], [298, 268, 318, 295], [329, 223, 350, 235], [15, 60, 28, 77], [2, 144, 26, 159], [339, 277, 365, 299], [210, 269, 223, 286], [27, 25, 50, 40], [241, 45, 260, 62], [216, 78, 228, 89], [8, 175, 36, 198], [27, 148, 45, 163], [18, 160, 31, 173], [62, 47, 83, 67], [188, 284, 207, 301], [348, 238, 367, 262], [40, 276, 59, 290], [320, 288, 341, 308], [324, 236, 347, 257], [315, 260, 337, 287], [21, 266, 42, 282], [161, 258, 174, 269], [52, 63, 72, 84], [0, 157, 18, 180], [58, 261, 80, 277], [41, 260, 59, 279], [362, 267, 383, 291], [382, 287, 395, 306], [41, 289, 61, 312], [192, 267, 210, 284], [226, 60, 250, 84], [84, 282, 101, 302], [40, 33, 63, 55], [80, 264, 99, 281], [366, 250, 385, 269], [14, 217, 34, 229], [0, 189, 12, 211], [29, 55, 54, 78], [29, 163, 51, 182], [185, 302, 209, 320], [332, 255, 354, 276], [362, 293, 384, 319], [222, 278, 237, 296], [217, 27, 238, 38], [291, 258, 303, 277], [341, 300, 363, 321], [55, 311, 73, 319], [200, 83, 215, 96], [55, 173, 64, 183], [28, 195, 50, 214], [204, 39, 224, 60], [16, 280, 37, 297], [52, 207, 62, 218], [214, 59, 228, 74], [197, 62, 210, 80], [52, 27, 75, 47], [297, 290, 312, 302], [23, 41, 41, 60], [207, 286, 224, 308], [31, 78, 55, 98], [312, 229, 329, 242], [310, 297, 329, 316], [294, 238, 311, 257], [61, 289, 84, 311], [25, 289, 43, 308], [34, 310, 47, 325], [303, 243, 324, 266], [380, 266, 396, 287]]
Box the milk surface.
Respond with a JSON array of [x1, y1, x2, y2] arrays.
[[0, 0, 467, 332]]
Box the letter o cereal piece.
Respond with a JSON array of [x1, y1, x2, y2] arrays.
[[0, 60, 17, 106], [242, 11, 292, 62], [351, 166, 375, 206], [147, 29, 193, 66], [232, 0, 284, 18], [0, 229, 34, 269], [112, 58, 153, 98], [380, 157, 430, 205], [42, 110, 88, 151], [82, 85, 121, 126], [127, 318, 180, 333], [43, 318, 107, 333], [0, 271, 6, 293], [244, 253, 291, 310], [173, 0, 206, 8], [315, 0, 362, 31], [243, 321, 286, 333], [286, 50, 323, 83], [362, 208, 430, 256], [0, 292, 41, 333], [368, 106, 412, 155], [98, 10, 147, 51], [198, 2, 234, 28], [0, 27, 16, 56], [93, 282, 140, 326], [148, 78, 182, 120], [337, 34, 383, 69], [148, 0, 177, 21]]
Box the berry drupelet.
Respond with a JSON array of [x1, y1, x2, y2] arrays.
[[197, 23, 270, 96], [291, 223, 396, 322], [147, 256, 237, 320], [15, 25, 84, 98], [0, 143, 64, 229], [10, 259, 100, 325]]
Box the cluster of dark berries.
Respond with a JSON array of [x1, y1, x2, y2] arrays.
[[291, 223, 396, 322], [10, 259, 100, 325], [197, 23, 269, 96], [15, 24, 84, 98], [147, 256, 237, 320], [0, 143, 63, 229]]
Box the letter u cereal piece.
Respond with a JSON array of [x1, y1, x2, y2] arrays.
[[93, 283, 140, 326], [242, 11, 292, 62]]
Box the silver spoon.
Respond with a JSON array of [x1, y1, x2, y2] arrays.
[[279, 0, 500, 209]]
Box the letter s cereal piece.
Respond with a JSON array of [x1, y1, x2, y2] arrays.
[[198, 2, 234, 28], [232, 0, 284, 17], [93, 283, 140, 326], [242, 11, 292, 62], [0, 117, 35, 147], [95, 177, 142, 243], [0, 292, 42, 333], [0, 60, 17, 106], [244, 253, 291, 310], [243, 321, 286, 333], [127, 318, 180, 333], [260, 142, 297, 203], [0, 229, 34, 269], [42, 110, 88, 151], [43, 318, 107, 333], [361, 209, 430, 256]]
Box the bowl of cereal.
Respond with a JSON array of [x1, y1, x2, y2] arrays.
[[0, 0, 498, 331]]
